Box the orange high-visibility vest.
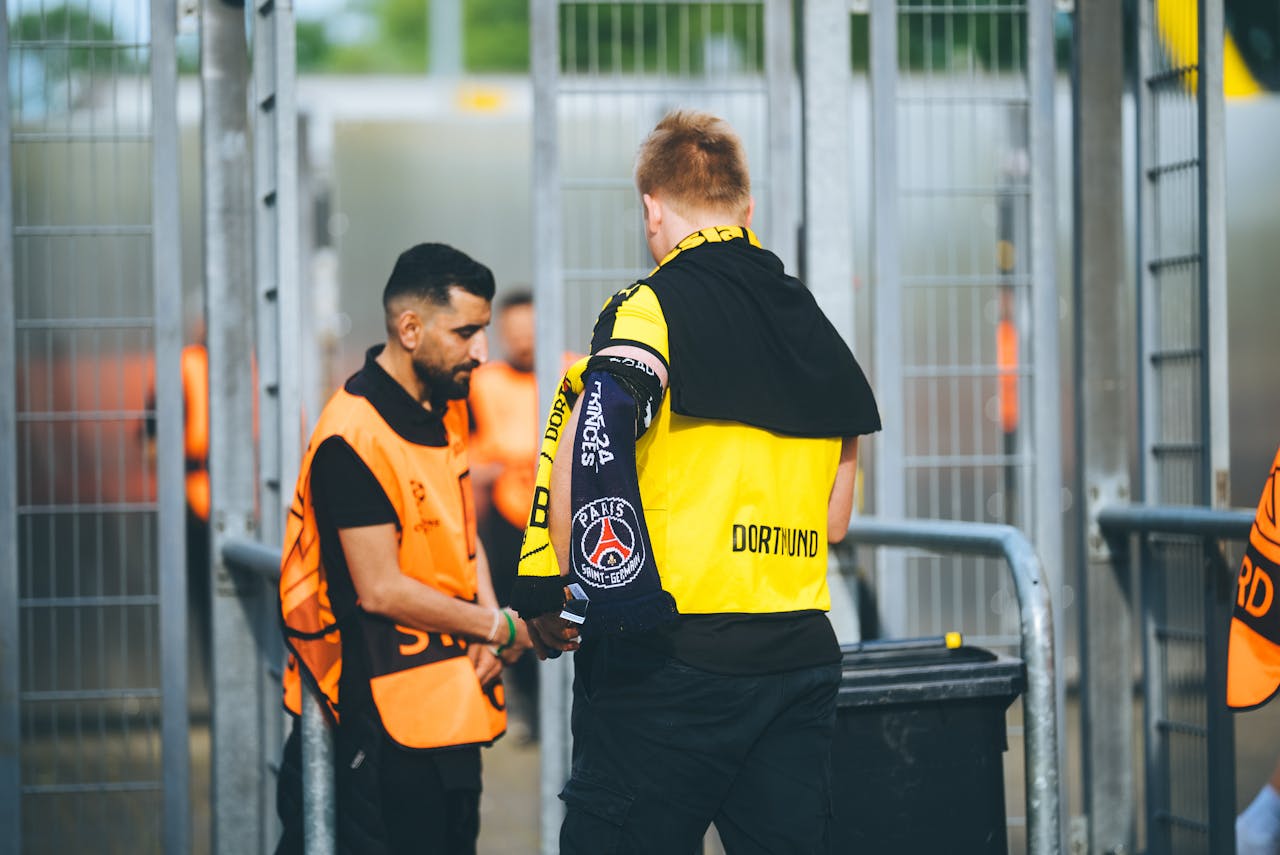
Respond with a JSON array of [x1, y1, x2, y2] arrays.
[[181, 345, 211, 521], [996, 319, 1019, 434], [1227, 444, 1280, 710], [469, 362, 539, 529], [279, 389, 506, 749]]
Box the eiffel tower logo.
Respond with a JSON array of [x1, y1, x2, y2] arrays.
[[588, 518, 633, 568]]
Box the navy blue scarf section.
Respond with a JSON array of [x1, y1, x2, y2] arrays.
[[569, 372, 677, 636]]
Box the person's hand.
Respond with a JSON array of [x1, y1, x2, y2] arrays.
[[497, 616, 533, 664], [467, 640, 502, 688], [526, 613, 581, 661]]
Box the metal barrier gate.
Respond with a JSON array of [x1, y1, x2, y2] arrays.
[[1099, 505, 1250, 854], [0, 0, 189, 850], [843, 517, 1061, 855]]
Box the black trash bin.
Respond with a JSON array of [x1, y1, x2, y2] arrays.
[[830, 638, 1025, 855]]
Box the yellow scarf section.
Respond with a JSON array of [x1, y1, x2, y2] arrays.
[[516, 356, 590, 586]]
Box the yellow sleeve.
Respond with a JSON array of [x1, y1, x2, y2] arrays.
[[590, 284, 669, 366]]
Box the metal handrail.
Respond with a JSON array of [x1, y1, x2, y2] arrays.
[[222, 524, 1062, 854], [222, 537, 335, 855], [1095, 502, 1253, 854], [843, 517, 1061, 855], [1097, 503, 1253, 541], [222, 538, 283, 582]]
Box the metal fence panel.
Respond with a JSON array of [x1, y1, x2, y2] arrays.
[[5, 0, 188, 848], [867, 0, 1060, 655], [552, 0, 794, 350], [250, 0, 301, 847], [1, 7, 20, 853], [202, 0, 268, 848], [1135, 0, 1232, 851], [865, 3, 1062, 846]]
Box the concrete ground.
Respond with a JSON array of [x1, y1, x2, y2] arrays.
[[476, 688, 1280, 854], [478, 730, 541, 854], [23, 686, 1280, 853]]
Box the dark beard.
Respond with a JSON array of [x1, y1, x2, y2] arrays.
[[412, 358, 476, 401]]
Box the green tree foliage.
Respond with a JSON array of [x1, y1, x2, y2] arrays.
[[10, 4, 143, 76], [297, 19, 338, 72], [307, 0, 430, 73], [294, 1, 1069, 77], [467, 0, 529, 72]]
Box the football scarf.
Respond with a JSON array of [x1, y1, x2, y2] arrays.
[[566, 371, 676, 635], [510, 358, 677, 636], [509, 358, 588, 620]]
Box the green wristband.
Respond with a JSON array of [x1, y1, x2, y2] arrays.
[[498, 609, 517, 652]]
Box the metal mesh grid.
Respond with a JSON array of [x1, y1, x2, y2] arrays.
[[884, 0, 1032, 652], [555, 0, 777, 352], [1138, 0, 1216, 849], [1143, 0, 1204, 503], [6, 0, 167, 847]]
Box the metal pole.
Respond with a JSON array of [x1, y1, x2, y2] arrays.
[[219, 536, 335, 853], [1205, 536, 1237, 854], [251, 0, 302, 845], [800, 0, 861, 639], [842, 518, 1061, 855], [1133, 1, 1155, 508], [868, 0, 907, 635], [765, 0, 797, 273], [430, 0, 464, 76], [1097, 504, 1254, 540], [531, 2, 570, 852], [0, 8, 20, 852], [202, 0, 267, 851], [802, 0, 853, 345], [1072, 0, 1135, 850], [152, 0, 191, 851], [1195, 18, 1235, 821], [1200, 0, 1230, 511], [273, 0, 303, 523], [1026, 8, 1066, 849], [302, 694, 336, 855]]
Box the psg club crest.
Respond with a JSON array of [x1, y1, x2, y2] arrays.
[[574, 497, 646, 589]]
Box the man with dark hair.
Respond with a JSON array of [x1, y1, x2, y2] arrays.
[[513, 110, 880, 853], [276, 242, 531, 855]]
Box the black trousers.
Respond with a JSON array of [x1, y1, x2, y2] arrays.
[[275, 714, 481, 855], [560, 638, 840, 855]]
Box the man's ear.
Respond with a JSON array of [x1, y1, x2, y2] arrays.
[[641, 193, 663, 237], [394, 307, 423, 351], [743, 195, 755, 228]]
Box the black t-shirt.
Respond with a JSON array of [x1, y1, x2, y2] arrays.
[[314, 345, 479, 789]]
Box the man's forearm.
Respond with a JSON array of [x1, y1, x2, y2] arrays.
[[363, 572, 508, 643]]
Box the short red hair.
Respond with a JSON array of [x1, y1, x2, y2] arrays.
[[634, 110, 751, 222]]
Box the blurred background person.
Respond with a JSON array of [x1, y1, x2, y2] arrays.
[[145, 323, 212, 705], [469, 289, 541, 739]]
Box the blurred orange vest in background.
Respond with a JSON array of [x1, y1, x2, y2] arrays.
[[181, 345, 211, 521], [469, 362, 539, 529]]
